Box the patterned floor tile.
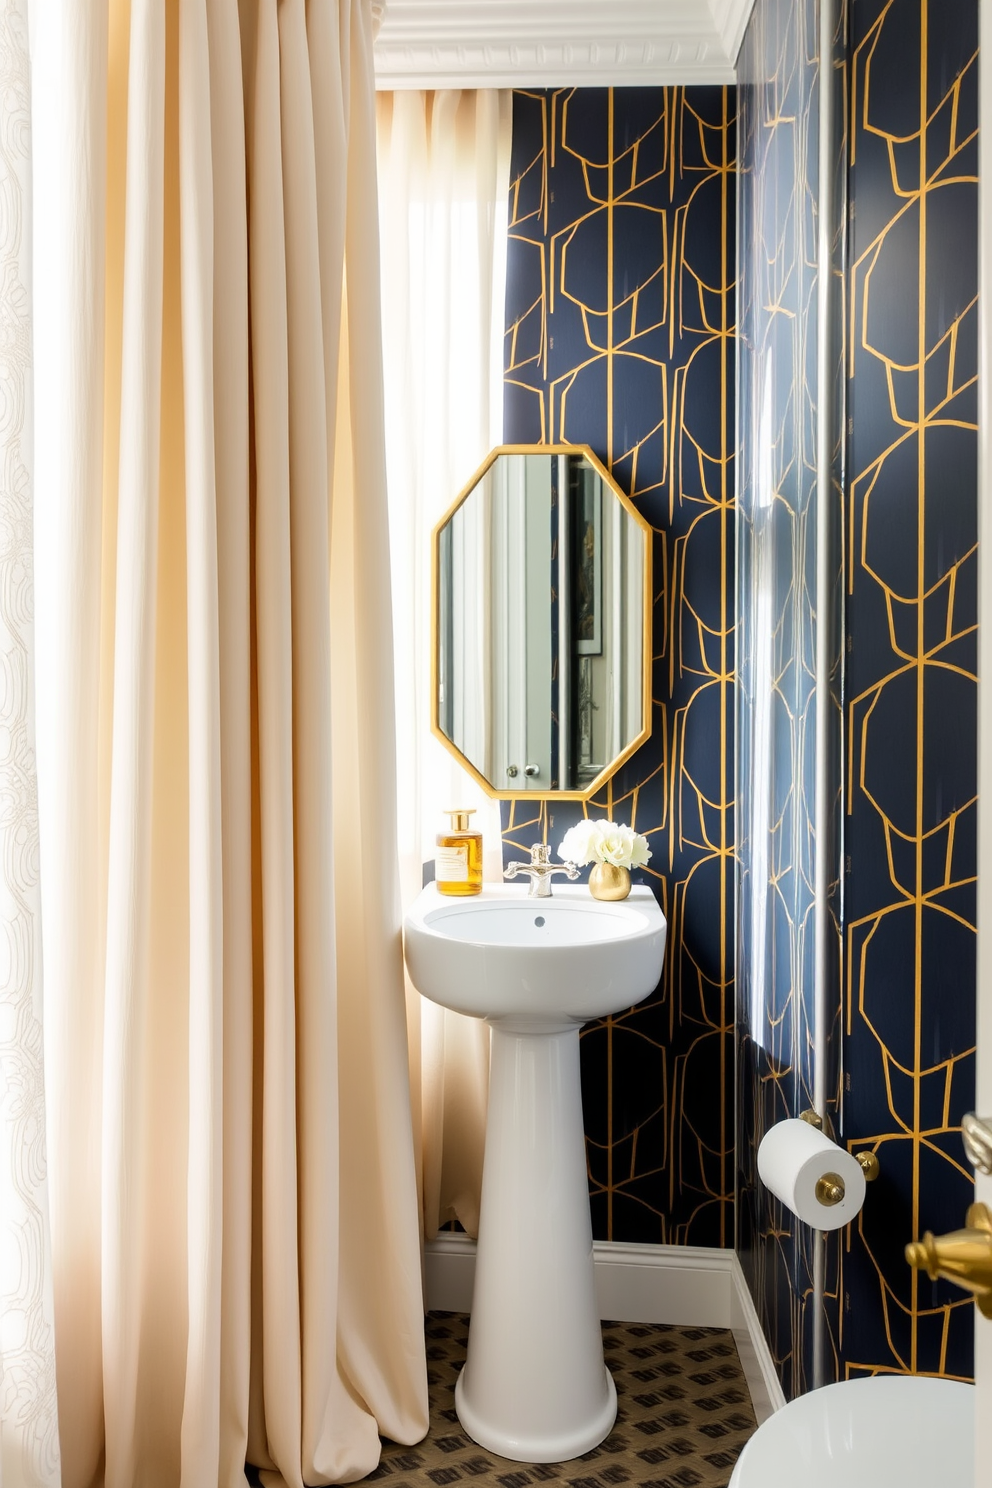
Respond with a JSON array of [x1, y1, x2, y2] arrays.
[[367, 1314, 756, 1488]]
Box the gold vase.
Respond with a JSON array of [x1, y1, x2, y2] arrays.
[[588, 862, 631, 901]]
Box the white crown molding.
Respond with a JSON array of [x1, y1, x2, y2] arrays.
[[709, 0, 758, 67], [374, 0, 758, 88]]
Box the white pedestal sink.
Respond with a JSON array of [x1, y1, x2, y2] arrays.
[[403, 883, 667, 1463]]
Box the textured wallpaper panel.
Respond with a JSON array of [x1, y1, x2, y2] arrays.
[[844, 0, 977, 1383], [735, 0, 827, 1400], [736, 0, 978, 1397], [502, 87, 736, 1247]]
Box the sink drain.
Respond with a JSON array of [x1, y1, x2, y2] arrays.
[[534, 915, 545, 927]]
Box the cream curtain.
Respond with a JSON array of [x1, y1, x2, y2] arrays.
[[376, 90, 511, 1239], [29, 2, 427, 1486]]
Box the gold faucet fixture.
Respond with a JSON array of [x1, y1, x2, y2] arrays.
[[905, 1202, 992, 1319]]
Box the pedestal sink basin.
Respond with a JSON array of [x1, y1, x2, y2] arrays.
[[404, 883, 667, 1463]]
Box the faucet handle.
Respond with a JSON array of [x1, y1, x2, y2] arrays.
[[503, 845, 579, 897], [905, 1202, 992, 1318]]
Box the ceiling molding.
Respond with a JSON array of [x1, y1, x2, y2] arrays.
[[373, 0, 758, 88], [709, 0, 758, 67]]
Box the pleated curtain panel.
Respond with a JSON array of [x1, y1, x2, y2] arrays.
[[376, 89, 510, 1241], [0, 0, 429, 1483]]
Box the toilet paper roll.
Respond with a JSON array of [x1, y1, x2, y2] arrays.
[[757, 1118, 867, 1231]]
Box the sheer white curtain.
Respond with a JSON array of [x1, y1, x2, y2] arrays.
[[376, 89, 511, 1238], [0, 2, 60, 1484], [26, 2, 428, 1486]]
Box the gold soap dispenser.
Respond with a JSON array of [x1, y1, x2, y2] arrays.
[[436, 809, 482, 896]]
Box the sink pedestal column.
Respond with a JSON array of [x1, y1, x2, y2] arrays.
[[455, 1018, 615, 1463]]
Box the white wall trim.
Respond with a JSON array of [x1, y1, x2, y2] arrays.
[[424, 1231, 479, 1313], [594, 1240, 735, 1328], [729, 1253, 787, 1421], [373, 44, 734, 91], [374, 0, 757, 88], [424, 1234, 783, 1423], [709, 0, 758, 68]]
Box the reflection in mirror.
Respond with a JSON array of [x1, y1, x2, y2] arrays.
[[434, 447, 651, 797]]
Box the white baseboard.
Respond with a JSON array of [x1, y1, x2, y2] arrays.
[[424, 1233, 784, 1423], [424, 1232, 478, 1312], [593, 1240, 736, 1326], [729, 1253, 787, 1422]]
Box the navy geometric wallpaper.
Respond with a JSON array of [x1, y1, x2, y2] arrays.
[[491, 3, 977, 1391], [736, 0, 978, 1397], [735, 0, 835, 1400], [501, 88, 737, 1247], [843, 0, 977, 1385]]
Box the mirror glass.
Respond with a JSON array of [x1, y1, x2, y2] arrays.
[[434, 446, 651, 797]]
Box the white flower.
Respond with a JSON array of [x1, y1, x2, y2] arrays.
[[595, 822, 651, 868], [558, 818, 652, 870], [558, 818, 603, 866], [627, 830, 652, 868]]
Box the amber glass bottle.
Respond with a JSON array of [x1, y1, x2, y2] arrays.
[[436, 809, 483, 895]]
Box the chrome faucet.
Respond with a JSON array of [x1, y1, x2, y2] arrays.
[[503, 842, 580, 898]]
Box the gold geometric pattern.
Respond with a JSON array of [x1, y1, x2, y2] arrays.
[[501, 88, 736, 1247], [844, 0, 977, 1382], [734, 0, 830, 1399], [737, 0, 978, 1395]]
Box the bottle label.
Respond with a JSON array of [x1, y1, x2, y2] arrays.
[[436, 845, 469, 883]]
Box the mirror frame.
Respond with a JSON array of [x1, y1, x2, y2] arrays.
[[431, 443, 654, 801]]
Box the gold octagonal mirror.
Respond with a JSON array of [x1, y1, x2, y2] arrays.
[[432, 444, 653, 800]]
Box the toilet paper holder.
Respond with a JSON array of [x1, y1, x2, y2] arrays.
[[799, 1109, 881, 1203]]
